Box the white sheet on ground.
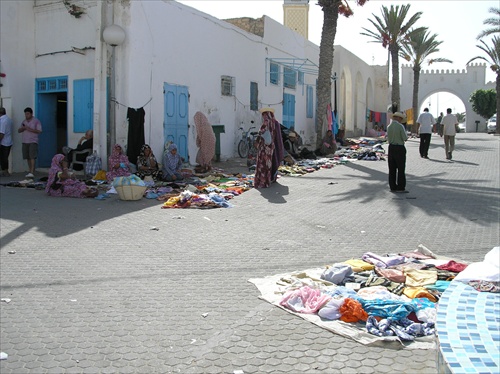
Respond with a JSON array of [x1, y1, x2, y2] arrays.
[[248, 267, 436, 350]]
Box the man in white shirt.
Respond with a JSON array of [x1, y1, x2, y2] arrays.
[[0, 107, 13, 177], [441, 108, 458, 160], [416, 108, 435, 159]]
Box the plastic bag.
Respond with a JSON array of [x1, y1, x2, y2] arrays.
[[85, 151, 102, 176], [112, 174, 145, 187]]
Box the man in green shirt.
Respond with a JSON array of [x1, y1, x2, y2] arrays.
[[387, 112, 409, 193]]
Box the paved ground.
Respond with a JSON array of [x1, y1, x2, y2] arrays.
[[1, 133, 499, 374]]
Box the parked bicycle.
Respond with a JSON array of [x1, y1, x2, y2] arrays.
[[237, 121, 258, 158]]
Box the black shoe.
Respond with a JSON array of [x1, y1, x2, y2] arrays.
[[447, 152, 452, 160], [394, 190, 409, 193], [424, 156, 429, 159]]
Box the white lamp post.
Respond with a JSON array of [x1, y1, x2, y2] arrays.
[[103, 24, 125, 154]]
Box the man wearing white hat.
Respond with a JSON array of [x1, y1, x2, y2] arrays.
[[387, 112, 409, 193]]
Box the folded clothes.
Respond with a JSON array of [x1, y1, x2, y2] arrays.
[[361, 252, 406, 268]]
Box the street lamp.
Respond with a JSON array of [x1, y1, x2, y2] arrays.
[[103, 24, 125, 155]]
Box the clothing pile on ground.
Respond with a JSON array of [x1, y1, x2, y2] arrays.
[[249, 245, 499, 349], [334, 138, 387, 161], [148, 167, 252, 209], [278, 157, 348, 176]]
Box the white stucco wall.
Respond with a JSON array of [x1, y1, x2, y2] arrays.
[[0, 0, 37, 173], [333, 46, 387, 137], [1, 0, 387, 172]]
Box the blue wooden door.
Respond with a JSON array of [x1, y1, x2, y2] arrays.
[[282, 93, 295, 128], [163, 83, 189, 161], [73, 79, 94, 133], [37, 93, 58, 167]]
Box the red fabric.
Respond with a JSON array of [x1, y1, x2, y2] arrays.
[[436, 260, 468, 273]]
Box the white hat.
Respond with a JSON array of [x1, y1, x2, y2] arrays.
[[259, 107, 275, 114], [392, 112, 406, 119]]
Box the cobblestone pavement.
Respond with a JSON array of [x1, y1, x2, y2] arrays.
[[1, 133, 499, 373]]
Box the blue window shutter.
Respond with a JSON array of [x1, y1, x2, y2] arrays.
[[73, 79, 94, 133], [307, 85, 313, 118]]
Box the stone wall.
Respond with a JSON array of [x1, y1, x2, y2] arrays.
[[223, 17, 265, 37]]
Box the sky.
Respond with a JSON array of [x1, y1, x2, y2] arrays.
[[178, 0, 498, 116]]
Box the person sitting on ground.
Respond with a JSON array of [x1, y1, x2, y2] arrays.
[[288, 126, 303, 146], [106, 144, 132, 183], [63, 129, 93, 171], [162, 143, 184, 182], [284, 131, 300, 159], [135, 144, 162, 181], [319, 129, 337, 156], [45, 154, 98, 198]]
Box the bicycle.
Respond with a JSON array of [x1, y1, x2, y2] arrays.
[[237, 121, 258, 158]]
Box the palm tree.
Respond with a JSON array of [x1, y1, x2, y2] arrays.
[[400, 28, 452, 133], [315, 0, 367, 149], [361, 4, 424, 114], [467, 36, 500, 134], [477, 7, 500, 39]]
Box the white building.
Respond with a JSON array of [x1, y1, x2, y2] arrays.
[[0, 0, 387, 173]]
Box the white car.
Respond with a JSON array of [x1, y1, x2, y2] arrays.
[[457, 122, 466, 133], [487, 116, 496, 134]]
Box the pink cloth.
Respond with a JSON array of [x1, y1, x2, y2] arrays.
[[280, 286, 331, 314], [106, 144, 131, 182], [194, 112, 216, 168], [21, 117, 42, 144], [45, 154, 89, 198]]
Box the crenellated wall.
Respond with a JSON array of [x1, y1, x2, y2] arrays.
[[401, 63, 494, 132]]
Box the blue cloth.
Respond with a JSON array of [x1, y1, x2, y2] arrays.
[[358, 298, 416, 321]]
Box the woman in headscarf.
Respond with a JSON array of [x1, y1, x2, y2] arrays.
[[106, 144, 131, 183], [270, 111, 284, 183], [45, 154, 98, 198], [319, 129, 337, 156], [162, 143, 184, 181], [135, 144, 162, 181], [194, 111, 216, 173], [253, 108, 277, 188]]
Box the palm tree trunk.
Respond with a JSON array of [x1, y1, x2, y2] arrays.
[[412, 66, 421, 134], [496, 72, 500, 134], [316, 1, 340, 149], [389, 45, 400, 113]]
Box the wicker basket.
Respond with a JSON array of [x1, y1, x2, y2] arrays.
[[115, 185, 147, 201]]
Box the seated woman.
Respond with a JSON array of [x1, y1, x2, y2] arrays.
[[319, 129, 337, 156], [136, 144, 162, 181], [162, 143, 184, 182], [106, 144, 131, 183], [45, 154, 98, 198]]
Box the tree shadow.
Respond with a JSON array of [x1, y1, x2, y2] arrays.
[[319, 161, 499, 223], [0, 186, 164, 247]]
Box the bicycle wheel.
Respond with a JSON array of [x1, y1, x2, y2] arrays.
[[247, 143, 258, 167], [238, 139, 249, 158]]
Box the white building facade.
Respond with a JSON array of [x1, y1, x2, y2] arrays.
[[0, 0, 387, 173]]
